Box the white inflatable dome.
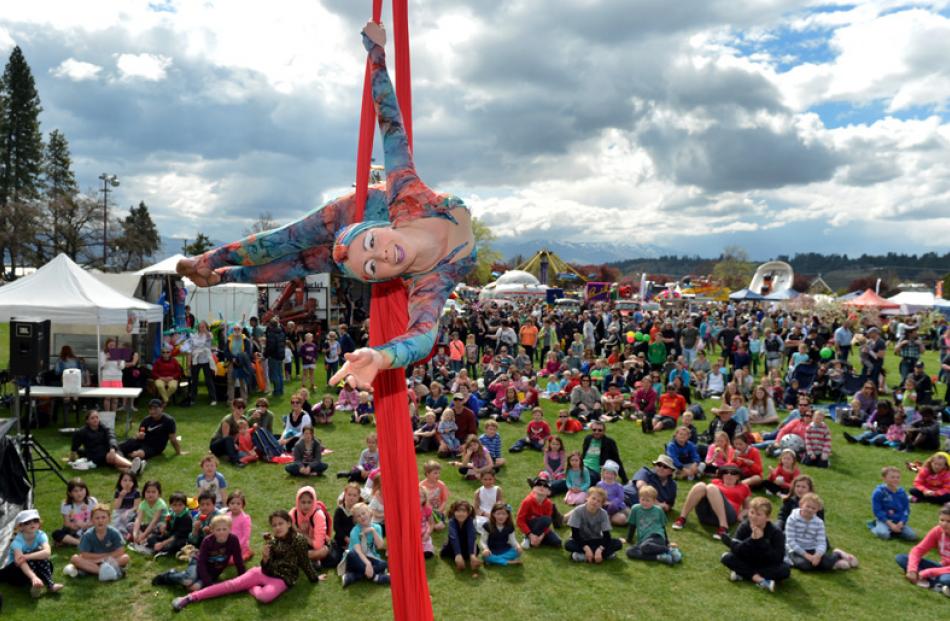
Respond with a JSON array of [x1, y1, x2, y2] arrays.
[[480, 270, 547, 301]]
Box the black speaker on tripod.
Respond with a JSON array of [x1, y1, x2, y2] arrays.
[[9, 320, 51, 377]]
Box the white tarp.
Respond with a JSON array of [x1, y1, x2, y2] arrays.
[[0, 254, 162, 323]]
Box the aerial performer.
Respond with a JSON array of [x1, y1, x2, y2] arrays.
[[178, 17, 467, 620], [177, 21, 476, 389]]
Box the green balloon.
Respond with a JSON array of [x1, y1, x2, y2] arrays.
[[820, 347, 833, 360]]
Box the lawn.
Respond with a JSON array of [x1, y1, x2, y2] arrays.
[[0, 345, 948, 620]]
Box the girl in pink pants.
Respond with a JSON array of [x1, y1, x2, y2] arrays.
[[172, 510, 323, 610]]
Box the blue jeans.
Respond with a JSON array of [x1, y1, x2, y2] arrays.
[[895, 554, 950, 587], [869, 520, 917, 540], [344, 552, 387, 583], [267, 357, 284, 395]]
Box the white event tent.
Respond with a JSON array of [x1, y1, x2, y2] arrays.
[[886, 291, 936, 314], [0, 254, 163, 368]]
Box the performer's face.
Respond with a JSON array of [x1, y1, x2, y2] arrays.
[[345, 226, 411, 281]]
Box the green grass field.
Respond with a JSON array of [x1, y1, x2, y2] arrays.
[[1, 345, 948, 620]]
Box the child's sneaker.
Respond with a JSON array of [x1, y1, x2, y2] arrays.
[[373, 574, 390, 585], [757, 579, 775, 593], [670, 548, 683, 564], [63, 564, 79, 578], [521, 537, 531, 549], [671, 517, 686, 530], [171, 596, 190, 611], [713, 526, 728, 540], [941, 585, 950, 598], [341, 573, 357, 588], [656, 553, 674, 565], [571, 552, 586, 563], [729, 570, 742, 581]]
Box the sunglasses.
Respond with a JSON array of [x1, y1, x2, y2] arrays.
[[290, 400, 302, 405]]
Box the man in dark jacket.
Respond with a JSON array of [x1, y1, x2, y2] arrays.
[[581, 422, 627, 484], [264, 318, 286, 397]]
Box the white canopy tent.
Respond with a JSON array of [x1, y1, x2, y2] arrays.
[[887, 291, 936, 314], [0, 254, 163, 373], [135, 254, 186, 276]]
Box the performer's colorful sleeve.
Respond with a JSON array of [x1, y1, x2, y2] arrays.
[[364, 38, 421, 205], [192, 193, 361, 283], [373, 270, 454, 370]]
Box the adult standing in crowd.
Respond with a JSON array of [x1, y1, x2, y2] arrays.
[[264, 318, 287, 397], [188, 320, 218, 406]]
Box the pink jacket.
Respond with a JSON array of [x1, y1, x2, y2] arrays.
[[230, 510, 252, 557], [913, 467, 950, 496], [907, 525, 950, 578]]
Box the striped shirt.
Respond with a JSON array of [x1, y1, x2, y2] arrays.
[[479, 433, 502, 459], [804, 422, 832, 456], [784, 508, 827, 556]]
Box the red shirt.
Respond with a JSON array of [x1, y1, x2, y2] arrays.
[[526, 420, 551, 442], [657, 392, 687, 421], [733, 446, 763, 478], [151, 356, 183, 380], [557, 417, 584, 434], [711, 479, 751, 513], [516, 493, 553, 534]]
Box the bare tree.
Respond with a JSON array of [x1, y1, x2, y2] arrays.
[[243, 211, 278, 236]]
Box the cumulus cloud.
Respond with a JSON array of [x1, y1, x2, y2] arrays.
[[51, 58, 102, 81], [115, 52, 172, 81], [0, 0, 948, 260]]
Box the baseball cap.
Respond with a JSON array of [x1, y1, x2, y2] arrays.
[[601, 459, 620, 474], [528, 476, 550, 489], [452, 392, 465, 400], [148, 398, 164, 408], [15, 509, 40, 525]]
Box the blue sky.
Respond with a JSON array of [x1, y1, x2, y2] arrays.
[[1, 0, 949, 262]]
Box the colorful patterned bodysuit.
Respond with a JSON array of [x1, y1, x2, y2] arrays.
[[192, 38, 476, 370]]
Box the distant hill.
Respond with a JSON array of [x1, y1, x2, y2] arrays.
[[494, 238, 668, 265]]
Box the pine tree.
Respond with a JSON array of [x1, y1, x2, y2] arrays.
[[112, 201, 161, 270], [182, 232, 214, 256], [0, 46, 44, 273], [37, 129, 98, 262]]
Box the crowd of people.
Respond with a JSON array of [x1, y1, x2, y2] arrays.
[[4, 297, 950, 611]]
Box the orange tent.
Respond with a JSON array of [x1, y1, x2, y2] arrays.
[[842, 289, 900, 309]]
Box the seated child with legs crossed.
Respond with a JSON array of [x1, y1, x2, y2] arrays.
[[479, 502, 523, 566], [517, 477, 562, 550], [65, 504, 131, 581], [289, 485, 332, 569], [719, 497, 791, 593], [195, 454, 228, 508], [596, 460, 630, 526], [869, 466, 918, 541], [337, 432, 378, 482], [340, 502, 390, 587], [784, 492, 858, 572], [566, 487, 623, 563], [130, 480, 166, 552], [152, 513, 245, 591], [896, 501, 950, 593], [626, 485, 682, 565], [420, 460, 451, 531], [474, 470, 503, 530], [188, 492, 221, 548], [149, 492, 193, 558], [286, 426, 328, 477]]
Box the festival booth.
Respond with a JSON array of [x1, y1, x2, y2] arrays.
[[0, 254, 163, 365], [729, 288, 764, 301], [841, 289, 900, 310], [887, 291, 936, 315]]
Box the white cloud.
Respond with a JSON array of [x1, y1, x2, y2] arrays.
[[115, 52, 172, 81], [51, 58, 102, 81]]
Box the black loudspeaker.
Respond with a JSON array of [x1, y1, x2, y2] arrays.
[[9, 320, 51, 377]]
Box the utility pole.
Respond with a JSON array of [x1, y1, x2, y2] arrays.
[[99, 173, 119, 268]]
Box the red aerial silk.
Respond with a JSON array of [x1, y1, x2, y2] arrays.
[[354, 2, 433, 620]]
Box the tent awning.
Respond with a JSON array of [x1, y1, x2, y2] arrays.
[[0, 254, 163, 323], [842, 289, 899, 309]]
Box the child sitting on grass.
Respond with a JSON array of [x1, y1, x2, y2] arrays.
[[440, 500, 482, 577], [870, 466, 918, 541], [479, 420, 506, 469], [896, 502, 950, 594], [0, 509, 64, 597], [784, 493, 858, 571], [479, 503, 522, 566], [65, 505, 130, 582], [509, 407, 550, 452], [420, 461, 450, 531], [341, 503, 390, 587], [517, 477, 562, 550], [352, 391, 375, 425], [188, 491, 221, 547], [131, 480, 166, 550], [719, 497, 790, 593], [597, 460, 629, 526], [909, 452, 950, 505], [414, 411, 439, 453], [337, 432, 379, 482], [626, 486, 681, 565], [226, 490, 253, 561], [53, 477, 97, 547], [195, 454, 228, 508], [802, 409, 832, 468], [762, 449, 800, 497], [150, 492, 193, 557], [152, 513, 245, 592], [565, 487, 622, 563], [286, 426, 327, 477], [474, 470, 503, 527]]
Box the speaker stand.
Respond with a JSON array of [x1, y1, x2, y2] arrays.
[[19, 383, 68, 487]]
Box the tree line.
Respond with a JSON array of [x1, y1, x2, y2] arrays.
[[0, 46, 161, 277]]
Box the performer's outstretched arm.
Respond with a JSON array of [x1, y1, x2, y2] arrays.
[[374, 269, 453, 369], [364, 35, 420, 203]]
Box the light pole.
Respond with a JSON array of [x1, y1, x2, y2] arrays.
[[99, 173, 119, 267]]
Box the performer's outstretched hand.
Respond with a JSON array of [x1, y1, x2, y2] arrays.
[[177, 257, 221, 287], [330, 348, 387, 389], [363, 20, 386, 47]]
